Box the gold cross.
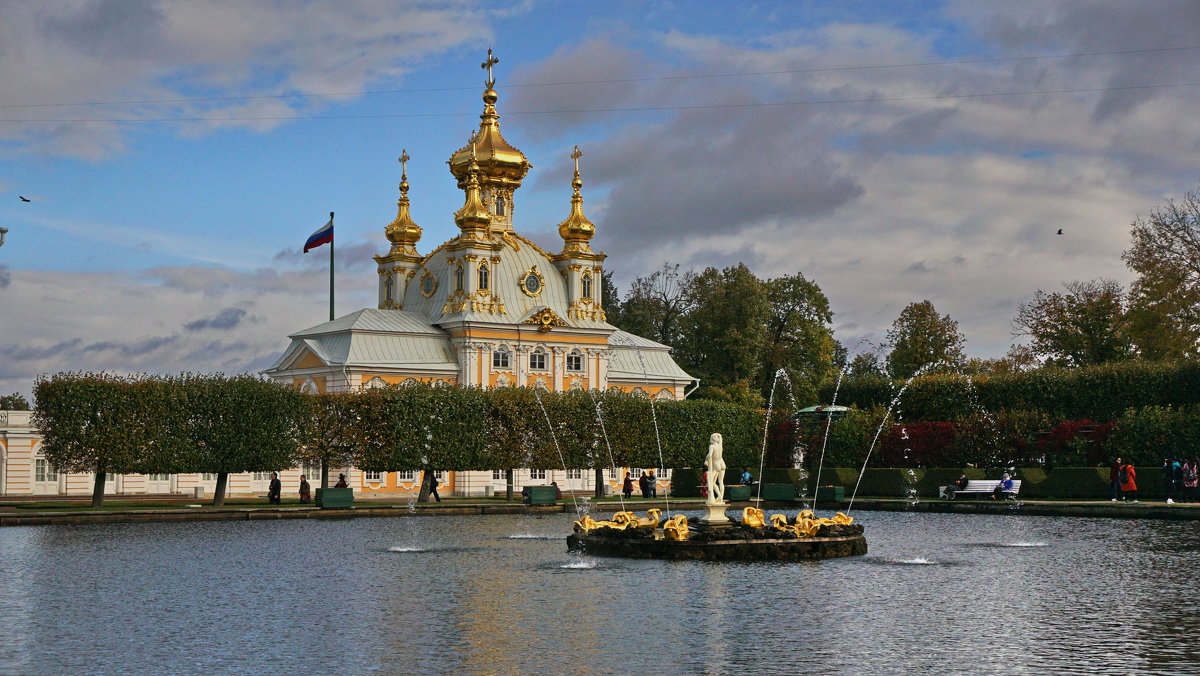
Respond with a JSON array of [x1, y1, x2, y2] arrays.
[[571, 145, 582, 175], [399, 149, 410, 176], [481, 49, 499, 88]]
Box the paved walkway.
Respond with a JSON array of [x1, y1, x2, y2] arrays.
[[2, 495, 1198, 526]]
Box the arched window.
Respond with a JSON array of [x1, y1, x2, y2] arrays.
[[384, 274, 394, 303], [581, 273, 592, 299], [493, 346, 511, 369], [478, 263, 490, 291], [566, 350, 584, 372], [455, 263, 464, 292], [529, 347, 547, 371], [495, 195, 507, 216], [34, 447, 58, 484]]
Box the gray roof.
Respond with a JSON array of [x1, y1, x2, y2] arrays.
[[291, 308, 446, 337], [607, 330, 695, 383]]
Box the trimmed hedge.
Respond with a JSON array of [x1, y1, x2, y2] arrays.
[[825, 360, 1200, 422]]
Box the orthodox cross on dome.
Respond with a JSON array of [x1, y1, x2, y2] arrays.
[[399, 149, 410, 178], [482, 49, 499, 88], [571, 145, 582, 176]]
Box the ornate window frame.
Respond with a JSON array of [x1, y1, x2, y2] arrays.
[[419, 270, 438, 298], [519, 265, 545, 297], [529, 347, 548, 371]]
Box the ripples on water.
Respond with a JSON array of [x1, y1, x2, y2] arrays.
[[0, 511, 1197, 675]]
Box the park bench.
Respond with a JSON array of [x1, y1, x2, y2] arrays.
[[941, 480, 1022, 500], [523, 485, 557, 505]]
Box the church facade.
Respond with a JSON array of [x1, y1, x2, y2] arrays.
[[263, 53, 696, 497]]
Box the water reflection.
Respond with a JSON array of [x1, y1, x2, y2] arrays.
[[1, 512, 1198, 674]]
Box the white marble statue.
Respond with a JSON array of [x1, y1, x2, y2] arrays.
[[705, 432, 726, 504]]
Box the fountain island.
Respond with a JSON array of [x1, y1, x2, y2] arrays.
[[566, 434, 867, 561]]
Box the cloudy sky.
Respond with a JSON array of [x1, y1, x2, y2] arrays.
[[2, 0, 1199, 398]]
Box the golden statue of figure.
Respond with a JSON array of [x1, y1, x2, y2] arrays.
[[663, 514, 690, 541], [741, 506, 765, 528], [635, 508, 662, 529]]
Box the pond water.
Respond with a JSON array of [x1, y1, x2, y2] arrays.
[[0, 510, 1197, 675]]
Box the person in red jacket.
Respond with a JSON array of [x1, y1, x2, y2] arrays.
[[1120, 461, 1138, 503]]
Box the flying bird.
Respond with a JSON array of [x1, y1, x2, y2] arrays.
[[19, 196, 30, 202], [1056, 229, 1063, 235]]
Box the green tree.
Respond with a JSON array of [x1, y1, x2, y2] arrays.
[[296, 391, 359, 489], [613, 262, 695, 347], [845, 352, 886, 379], [759, 272, 836, 405], [1011, 279, 1132, 367], [600, 269, 621, 327], [1, 393, 31, 410], [1122, 186, 1200, 359], [885, 300, 966, 379], [184, 374, 303, 506], [680, 263, 770, 399], [33, 373, 168, 507]]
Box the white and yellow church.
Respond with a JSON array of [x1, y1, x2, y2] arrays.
[[0, 54, 695, 498], [262, 54, 695, 497]]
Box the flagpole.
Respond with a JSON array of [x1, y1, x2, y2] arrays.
[[329, 211, 335, 321]]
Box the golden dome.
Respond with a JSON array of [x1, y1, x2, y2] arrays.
[[447, 52, 531, 193], [453, 151, 492, 236], [384, 149, 422, 255], [556, 145, 595, 253]]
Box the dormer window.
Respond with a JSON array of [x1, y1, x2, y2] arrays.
[[581, 273, 592, 299], [478, 263, 490, 291], [529, 347, 547, 371], [495, 195, 507, 216]]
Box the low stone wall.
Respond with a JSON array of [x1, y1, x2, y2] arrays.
[[566, 532, 867, 561]]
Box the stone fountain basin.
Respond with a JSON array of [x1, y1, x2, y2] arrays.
[[566, 529, 867, 562]]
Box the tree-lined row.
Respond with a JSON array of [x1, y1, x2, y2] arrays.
[[33, 373, 763, 507], [823, 359, 1200, 422], [778, 402, 1200, 470]]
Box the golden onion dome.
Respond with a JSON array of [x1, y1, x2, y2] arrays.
[[453, 153, 492, 234], [556, 145, 595, 252], [447, 57, 531, 192], [384, 149, 422, 254]]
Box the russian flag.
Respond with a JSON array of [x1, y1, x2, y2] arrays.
[[303, 219, 333, 253]]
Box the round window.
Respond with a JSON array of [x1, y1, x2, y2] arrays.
[[524, 274, 541, 294], [420, 273, 437, 297]]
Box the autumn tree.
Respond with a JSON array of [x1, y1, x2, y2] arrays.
[[885, 300, 966, 379], [1122, 185, 1200, 359], [1011, 279, 1132, 367], [614, 262, 696, 347]]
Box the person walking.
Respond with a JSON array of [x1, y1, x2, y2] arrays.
[[1109, 457, 1124, 502], [267, 472, 282, 505], [298, 475, 312, 504], [428, 472, 442, 502], [1162, 459, 1176, 504], [622, 471, 634, 499], [1120, 460, 1138, 503]]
